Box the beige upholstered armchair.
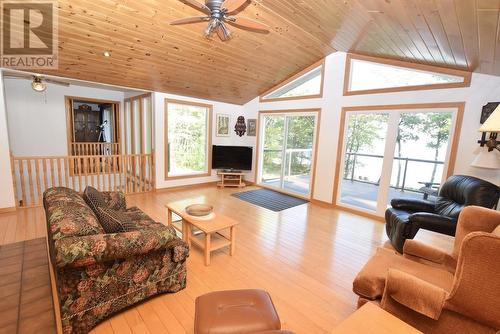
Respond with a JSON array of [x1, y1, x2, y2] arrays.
[[353, 206, 500, 334]]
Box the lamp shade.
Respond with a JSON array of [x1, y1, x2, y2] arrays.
[[471, 148, 500, 169], [480, 105, 500, 132]]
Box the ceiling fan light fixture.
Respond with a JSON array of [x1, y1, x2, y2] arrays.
[[171, 0, 269, 41], [31, 77, 47, 92]]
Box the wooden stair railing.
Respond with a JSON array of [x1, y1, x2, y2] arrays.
[[10, 153, 154, 208]]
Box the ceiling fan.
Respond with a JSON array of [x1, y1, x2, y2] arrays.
[[3, 73, 70, 92], [170, 0, 270, 41]]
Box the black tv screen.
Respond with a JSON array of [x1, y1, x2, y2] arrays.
[[212, 145, 253, 171]]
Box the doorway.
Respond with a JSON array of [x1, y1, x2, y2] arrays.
[[257, 109, 320, 198], [334, 103, 464, 217], [65, 96, 121, 156]]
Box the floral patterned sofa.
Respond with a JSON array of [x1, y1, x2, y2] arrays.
[[43, 187, 189, 334]]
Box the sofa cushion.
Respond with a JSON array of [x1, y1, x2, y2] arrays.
[[83, 186, 107, 213], [352, 247, 454, 300], [95, 206, 138, 233], [43, 187, 104, 240]]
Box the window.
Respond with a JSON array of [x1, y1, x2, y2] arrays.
[[165, 99, 212, 179], [260, 60, 324, 101], [334, 103, 464, 217], [344, 54, 471, 95]]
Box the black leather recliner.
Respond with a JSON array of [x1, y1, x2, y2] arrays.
[[385, 175, 500, 253]]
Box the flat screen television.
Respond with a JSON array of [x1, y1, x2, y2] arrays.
[[212, 145, 253, 171]]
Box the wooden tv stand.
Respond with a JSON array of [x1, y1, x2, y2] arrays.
[[217, 171, 246, 188]]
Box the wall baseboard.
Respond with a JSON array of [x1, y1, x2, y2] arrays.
[[154, 181, 218, 193], [310, 199, 333, 207], [0, 206, 16, 214]]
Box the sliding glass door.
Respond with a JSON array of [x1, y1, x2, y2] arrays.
[[259, 112, 318, 197], [339, 112, 390, 211], [336, 105, 460, 216]]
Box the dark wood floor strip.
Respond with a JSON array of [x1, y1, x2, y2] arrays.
[[0, 238, 56, 334]]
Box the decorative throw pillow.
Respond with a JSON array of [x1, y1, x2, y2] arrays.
[[83, 186, 107, 213], [103, 192, 127, 211], [95, 206, 138, 233]]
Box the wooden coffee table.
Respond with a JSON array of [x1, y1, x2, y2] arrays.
[[165, 201, 239, 266]]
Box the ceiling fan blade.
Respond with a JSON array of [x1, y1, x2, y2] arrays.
[[226, 16, 270, 32], [170, 16, 210, 25], [221, 0, 248, 13], [180, 0, 211, 14], [45, 78, 70, 87]]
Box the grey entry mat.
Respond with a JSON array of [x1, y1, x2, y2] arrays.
[[231, 188, 308, 212]]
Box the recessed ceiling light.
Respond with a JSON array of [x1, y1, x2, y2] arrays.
[[103, 51, 111, 57]]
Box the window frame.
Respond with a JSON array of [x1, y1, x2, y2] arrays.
[[343, 53, 471, 96], [259, 59, 325, 102], [332, 102, 465, 219], [164, 98, 213, 180]]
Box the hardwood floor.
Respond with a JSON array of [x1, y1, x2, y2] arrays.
[[0, 185, 453, 334]]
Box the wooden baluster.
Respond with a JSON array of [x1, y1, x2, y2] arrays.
[[49, 158, 55, 188], [148, 155, 152, 191], [83, 157, 89, 189], [125, 155, 129, 193], [112, 155, 118, 191], [75, 157, 80, 190], [77, 157, 83, 192], [98, 156, 103, 190], [56, 158, 62, 187], [34, 159, 42, 205], [106, 156, 111, 191], [26, 159, 34, 206], [120, 155, 124, 191], [64, 157, 70, 188], [10, 156, 19, 207], [42, 158, 48, 193], [19, 160, 27, 207]]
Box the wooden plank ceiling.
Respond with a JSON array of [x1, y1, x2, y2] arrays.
[[39, 0, 500, 104]]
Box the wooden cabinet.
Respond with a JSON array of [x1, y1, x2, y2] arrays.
[[217, 172, 246, 188]]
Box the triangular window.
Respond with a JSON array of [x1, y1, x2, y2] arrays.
[[261, 61, 324, 101], [345, 55, 470, 95]]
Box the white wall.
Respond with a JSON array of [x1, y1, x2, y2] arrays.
[[0, 72, 15, 209], [4, 79, 126, 156], [247, 52, 500, 203], [154, 92, 257, 189]]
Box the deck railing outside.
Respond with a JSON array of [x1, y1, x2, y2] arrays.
[[344, 152, 443, 193], [262, 148, 312, 181]]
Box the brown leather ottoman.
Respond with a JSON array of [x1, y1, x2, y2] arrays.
[[194, 289, 284, 334]]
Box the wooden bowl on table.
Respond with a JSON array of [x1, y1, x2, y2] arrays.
[[185, 204, 213, 217]]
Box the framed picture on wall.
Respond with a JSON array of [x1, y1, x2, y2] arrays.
[[216, 114, 230, 137], [247, 119, 257, 136]]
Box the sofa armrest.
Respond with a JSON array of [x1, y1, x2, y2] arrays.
[[409, 212, 457, 235], [54, 225, 188, 268], [391, 198, 436, 213], [381, 269, 447, 320], [403, 240, 456, 270]]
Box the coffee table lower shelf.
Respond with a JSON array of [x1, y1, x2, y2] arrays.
[[166, 205, 238, 266]]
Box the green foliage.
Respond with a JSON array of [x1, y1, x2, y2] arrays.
[[343, 114, 388, 179], [168, 105, 207, 174], [421, 113, 452, 182], [262, 115, 315, 179]]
